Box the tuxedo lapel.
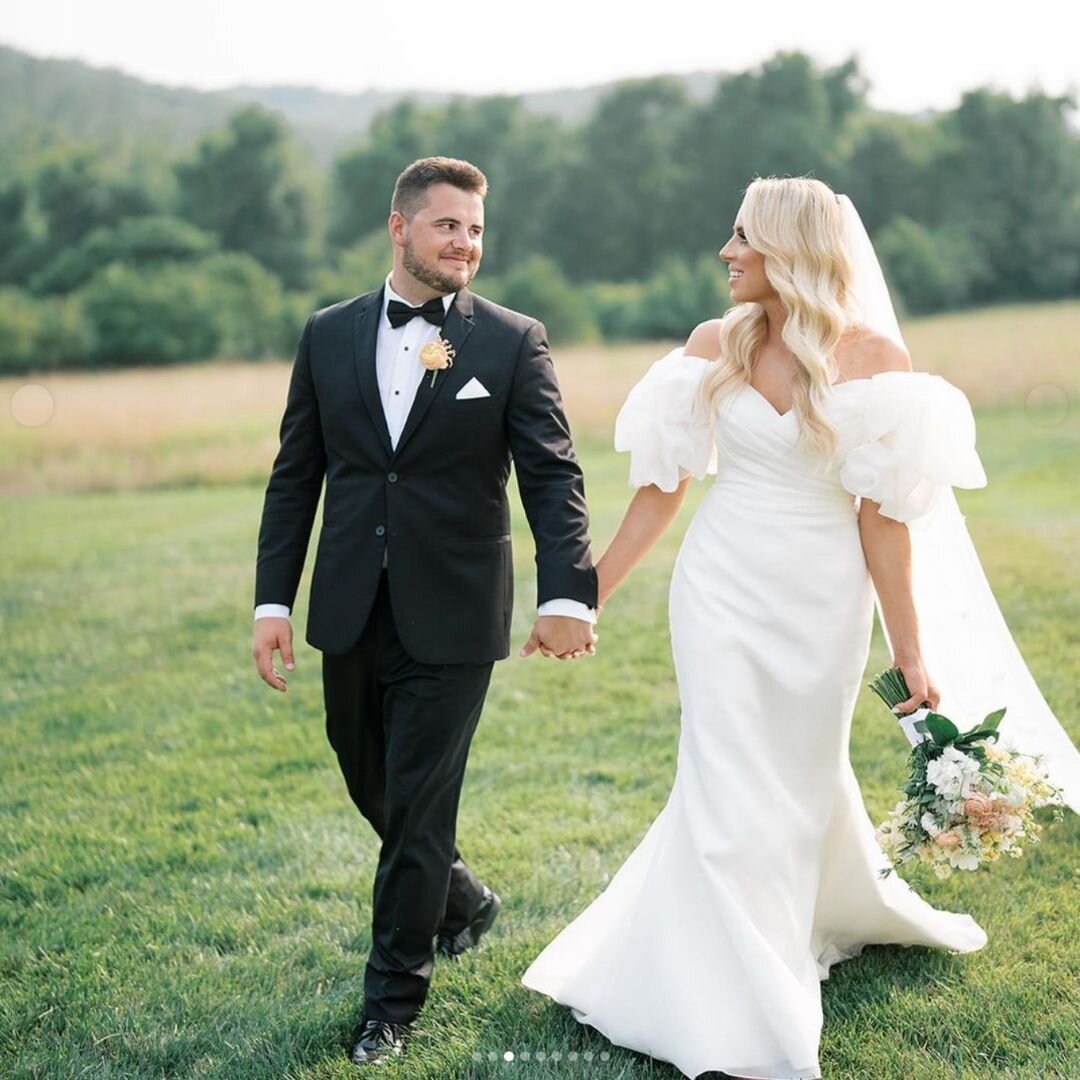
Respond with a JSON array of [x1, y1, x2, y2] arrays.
[[352, 288, 393, 457], [394, 288, 476, 457]]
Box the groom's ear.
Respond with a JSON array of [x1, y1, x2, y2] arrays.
[[388, 210, 408, 248]]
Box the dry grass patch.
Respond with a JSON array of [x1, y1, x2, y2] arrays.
[[2, 301, 1077, 495]]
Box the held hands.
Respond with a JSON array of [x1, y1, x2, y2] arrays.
[[252, 617, 295, 692], [256, 610, 598, 683], [891, 654, 941, 714], [520, 614, 597, 661]]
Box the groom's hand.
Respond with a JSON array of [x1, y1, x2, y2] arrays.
[[253, 617, 295, 692], [520, 615, 597, 660]]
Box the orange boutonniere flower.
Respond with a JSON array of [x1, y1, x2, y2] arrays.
[[419, 336, 456, 386]]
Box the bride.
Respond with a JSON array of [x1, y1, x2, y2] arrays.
[[521, 177, 1080, 1080]]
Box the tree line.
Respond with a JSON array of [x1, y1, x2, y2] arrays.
[[2, 51, 1078, 373]]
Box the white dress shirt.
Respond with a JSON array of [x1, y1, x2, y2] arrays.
[[255, 275, 595, 625]]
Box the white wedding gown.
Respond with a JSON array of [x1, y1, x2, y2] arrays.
[[521, 349, 1070, 1079]]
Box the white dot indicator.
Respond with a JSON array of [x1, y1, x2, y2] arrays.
[[1025, 383, 1070, 427], [11, 383, 55, 427]]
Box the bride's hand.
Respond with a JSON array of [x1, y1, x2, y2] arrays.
[[892, 655, 941, 714]]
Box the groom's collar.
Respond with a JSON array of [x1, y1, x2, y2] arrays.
[[452, 286, 474, 320]]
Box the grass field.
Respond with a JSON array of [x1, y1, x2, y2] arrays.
[[2, 302, 1079, 1078]]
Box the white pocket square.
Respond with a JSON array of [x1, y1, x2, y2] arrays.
[[455, 377, 490, 400]]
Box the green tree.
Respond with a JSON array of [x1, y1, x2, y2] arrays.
[[672, 53, 864, 259], [841, 115, 940, 235], [176, 106, 315, 289], [34, 147, 158, 254], [926, 89, 1080, 301], [0, 288, 93, 374], [30, 216, 217, 295], [6, 148, 159, 281], [822, 56, 869, 130], [633, 255, 731, 339], [876, 216, 983, 313], [484, 256, 597, 344], [0, 178, 43, 284], [200, 253, 287, 359], [329, 100, 440, 249], [80, 262, 222, 366], [0, 288, 41, 372], [545, 76, 692, 282], [311, 230, 391, 309], [581, 281, 645, 340]]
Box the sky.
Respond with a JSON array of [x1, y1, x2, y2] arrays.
[[3, 0, 1078, 115]]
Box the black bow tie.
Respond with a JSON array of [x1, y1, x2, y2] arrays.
[[386, 296, 447, 329]]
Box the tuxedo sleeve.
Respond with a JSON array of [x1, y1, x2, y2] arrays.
[[254, 314, 326, 610], [505, 320, 598, 609]]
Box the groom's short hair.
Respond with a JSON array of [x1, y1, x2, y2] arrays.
[[392, 157, 488, 220]]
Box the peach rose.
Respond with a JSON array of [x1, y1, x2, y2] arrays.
[[419, 338, 456, 385], [935, 831, 962, 848], [963, 793, 995, 820]]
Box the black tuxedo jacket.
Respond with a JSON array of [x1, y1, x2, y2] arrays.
[[254, 286, 597, 663]]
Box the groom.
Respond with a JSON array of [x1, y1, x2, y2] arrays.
[[251, 156, 598, 1066]]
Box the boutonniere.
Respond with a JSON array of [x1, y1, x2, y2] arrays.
[[419, 335, 456, 386]]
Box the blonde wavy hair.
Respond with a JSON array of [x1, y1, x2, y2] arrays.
[[700, 176, 861, 459]]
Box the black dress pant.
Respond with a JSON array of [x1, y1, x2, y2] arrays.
[[322, 571, 492, 1023]]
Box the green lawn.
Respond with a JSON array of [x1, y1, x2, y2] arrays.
[[1, 407, 1078, 1079]]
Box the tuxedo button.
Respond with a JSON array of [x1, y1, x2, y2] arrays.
[[387, 472, 398, 484], [375, 525, 386, 537]]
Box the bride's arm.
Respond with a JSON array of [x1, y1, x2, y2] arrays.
[[845, 332, 938, 710], [598, 320, 722, 608], [858, 498, 941, 712], [596, 479, 691, 607]]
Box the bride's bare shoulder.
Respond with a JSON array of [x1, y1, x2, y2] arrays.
[[683, 319, 725, 361], [836, 325, 912, 380]]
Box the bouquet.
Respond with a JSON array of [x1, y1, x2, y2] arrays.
[[869, 667, 1064, 879]]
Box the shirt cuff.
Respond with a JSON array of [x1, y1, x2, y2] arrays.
[[537, 598, 597, 625], [254, 604, 291, 621]]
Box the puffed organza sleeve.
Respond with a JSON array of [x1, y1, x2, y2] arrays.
[[613, 347, 718, 492], [838, 371, 988, 524]]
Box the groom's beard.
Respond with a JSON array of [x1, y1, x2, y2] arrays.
[[403, 237, 478, 294]]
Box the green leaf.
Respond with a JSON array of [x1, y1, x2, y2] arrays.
[[981, 707, 1007, 731], [920, 712, 960, 745], [956, 726, 1001, 747]]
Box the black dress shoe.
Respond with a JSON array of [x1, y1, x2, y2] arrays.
[[350, 1019, 409, 1067], [436, 886, 501, 958]]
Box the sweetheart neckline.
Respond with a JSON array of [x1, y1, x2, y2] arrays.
[[743, 384, 794, 419], [743, 377, 878, 420]]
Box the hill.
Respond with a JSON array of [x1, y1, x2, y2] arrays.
[[0, 42, 722, 169]]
